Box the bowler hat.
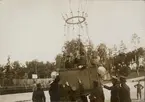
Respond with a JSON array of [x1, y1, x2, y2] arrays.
[[120, 75, 127, 82]]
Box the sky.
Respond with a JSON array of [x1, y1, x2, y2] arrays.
[[0, 0, 145, 64]]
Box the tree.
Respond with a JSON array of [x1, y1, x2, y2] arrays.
[[0, 65, 4, 79], [119, 40, 127, 54], [60, 38, 87, 69], [136, 47, 145, 56], [26, 60, 39, 78], [112, 44, 118, 56], [131, 33, 140, 50], [64, 38, 86, 56], [26, 60, 53, 78], [55, 54, 64, 69], [96, 43, 107, 64], [13, 61, 21, 69], [45, 61, 52, 77], [131, 33, 141, 68]]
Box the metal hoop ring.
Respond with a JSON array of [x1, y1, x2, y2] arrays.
[[65, 16, 86, 25]]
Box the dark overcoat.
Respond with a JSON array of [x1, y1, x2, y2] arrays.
[[32, 89, 46, 102], [49, 76, 60, 102], [90, 86, 105, 102], [120, 83, 131, 102], [104, 84, 120, 102]]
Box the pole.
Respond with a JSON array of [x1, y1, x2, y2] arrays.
[[143, 75, 145, 101], [86, 49, 92, 89], [144, 77, 145, 101], [35, 62, 38, 81], [35, 63, 37, 74], [78, 34, 81, 55]]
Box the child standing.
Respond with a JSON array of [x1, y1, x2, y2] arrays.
[[134, 81, 144, 100]]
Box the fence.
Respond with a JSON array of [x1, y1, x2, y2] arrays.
[[0, 68, 111, 89], [0, 78, 51, 88], [12, 79, 51, 88]]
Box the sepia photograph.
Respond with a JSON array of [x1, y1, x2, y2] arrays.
[[0, 0, 145, 102]]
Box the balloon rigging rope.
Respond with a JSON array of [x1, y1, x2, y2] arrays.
[[85, 24, 91, 45], [78, 0, 82, 12], [69, 0, 72, 12], [84, 0, 87, 13]]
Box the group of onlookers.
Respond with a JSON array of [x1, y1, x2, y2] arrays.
[[32, 73, 144, 102]]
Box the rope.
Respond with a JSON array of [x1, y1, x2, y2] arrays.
[[84, 0, 88, 13], [78, 0, 82, 12], [64, 24, 66, 36], [69, 0, 72, 12], [83, 0, 88, 13], [85, 23, 91, 45], [80, 0, 83, 12], [67, 25, 70, 41]]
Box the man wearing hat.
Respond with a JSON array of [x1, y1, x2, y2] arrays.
[[32, 83, 46, 102], [119, 76, 131, 102], [103, 76, 120, 102]]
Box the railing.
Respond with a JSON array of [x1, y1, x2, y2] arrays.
[[0, 86, 48, 95]]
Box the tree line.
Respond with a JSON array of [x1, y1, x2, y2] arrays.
[[0, 60, 55, 79], [0, 34, 144, 79]]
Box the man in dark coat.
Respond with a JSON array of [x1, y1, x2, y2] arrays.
[[90, 81, 105, 102], [49, 75, 60, 102], [119, 76, 131, 102], [62, 82, 72, 101], [78, 79, 85, 96], [32, 83, 46, 102], [69, 86, 77, 101], [103, 76, 120, 102], [78, 79, 88, 102]]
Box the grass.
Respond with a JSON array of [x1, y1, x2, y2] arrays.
[[127, 71, 145, 79], [103, 71, 145, 84]]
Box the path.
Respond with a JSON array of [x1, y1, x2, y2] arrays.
[[0, 77, 144, 102]]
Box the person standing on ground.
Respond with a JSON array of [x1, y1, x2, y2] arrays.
[[103, 76, 120, 102], [61, 82, 71, 101], [32, 80, 37, 92], [119, 76, 131, 102], [90, 81, 105, 102], [78, 79, 85, 97], [49, 73, 60, 102], [70, 86, 77, 101], [134, 81, 144, 100], [32, 83, 46, 102]]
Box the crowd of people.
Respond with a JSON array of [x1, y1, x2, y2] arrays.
[[31, 70, 144, 102]]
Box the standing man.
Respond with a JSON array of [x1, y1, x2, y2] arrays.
[[32, 80, 37, 92], [32, 83, 46, 102], [65, 82, 72, 101], [134, 81, 144, 100], [119, 76, 131, 102], [103, 76, 120, 102], [78, 79, 84, 97], [49, 71, 60, 102], [90, 80, 105, 102]]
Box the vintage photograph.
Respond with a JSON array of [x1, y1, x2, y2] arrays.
[[0, 0, 145, 102]]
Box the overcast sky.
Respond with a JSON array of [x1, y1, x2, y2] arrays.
[[0, 0, 145, 64]]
